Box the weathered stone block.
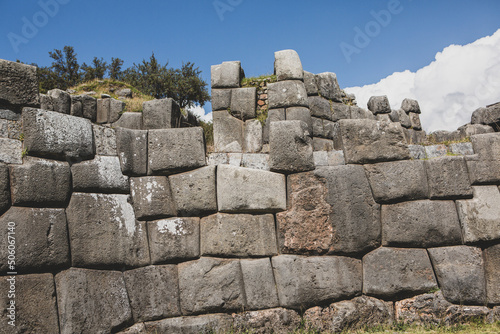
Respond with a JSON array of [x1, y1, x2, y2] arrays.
[[401, 98, 421, 113], [316, 72, 342, 101], [178, 257, 245, 314], [72, 155, 129, 193], [398, 108, 412, 128], [70, 94, 83, 117], [116, 127, 148, 175], [211, 61, 242, 88], [466, 155, 500, 184], [425, 144, 448, 159], [365, 160, 429, 203], [108, 98, 124, 123], [409, 112, 422, 130], [0, 60, 39, 111], [48, 89, 70, 114], [211, 88, 232, 111], [148, 127, 206, 175], [0, 274, 59, 333], [92, 124, 117, 156], [0, 137, 22, 164], [389, 108, 400, 122], [22, 108, 94, 159], [313, 137, 334, 151], [382, 200, 462, 248], [81, 94, 97, 122], [272, 255, 362, 308], [367, 96, 391, 114], [233, 308, 301, 334], [395, 291, 452, 325], [428, 246, 486, 305], [55, 268, 132, 334], [456, 186, 500, 243], [311, 116, 325, 138], [286, 106, 312, 134], [274, 49, 303, 81], [351, 106, 375, 120], [10, 157, 70, 206], [116, 323, 146, 334], [471, 103, 500, 126], [217, 164, 286, 213], [308, 96, 332, 120], [304, 71, 319, 96], [145, 314, 233, 334], [0, 164, 8, 214], [124, 265, 180, 322], [148, 217, 200, 263], [484, 244, 500, 305], [268, 80, 308, 109], [458, 123, 494, 138], [213, 110, 244, 152], [201, 213, 277, 257], [240, 258, 280, 310], [409, 144, 426, 159], [66, 193, 150, 268], [331, 102, 351, 121], [377, 113, 392, 122], [143, 98, 182, 129], [450, 142, 474, 156], [243, 119, 262, 153], [425, 156, 472, 199], [363, 247, 437, 298], [241, 153, 270, 170], [263, 108, 285, 143], [130, 176, 176, 219], [0, 207, 69, 273], [112, 112, 143, 129], [40, 93, 53, 111], [231, 87, 256, 120], [470, 132, 500, 159], [169, 166, 216, 216], [339, 119, 409, 164]]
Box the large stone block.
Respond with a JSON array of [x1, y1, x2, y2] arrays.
[[22, 108, 94, 159], [409, 112, 422, 130], [241, 153, 270, 170], [0, 207, 69, 273], [274, 49, 303, 81], [211, 61, 242, 88], [351, 106, 375, 120], [231, 87, 256, 120], [70, 94, 83, 117], [428, 246, 486, 305], [48, 89, 70, 114], [308, 96, 332, 120], [113, 112, 143, 130], [286, 106, 312, 133], [145, 314, 233, 334], [123, 265, 180, 322], [232, 308, 301, 334], [72, 155, 129, 193], [243, 119, 262, 153], [367, 96, 391, 114], [268, 80, 308, 109], [363, 247, 437, 298], [130, 176, 176, 220], [0, 274, 59, 334], [339, 119, 410, 164], [331, 102, 351, 121], [81, 94, 97, 122], [303, 71, 319, 95], [213, 110, 244, 152], [66, 193, 150, 268], [316, 72, 342, 101], [178, 257, 245, 314], [148, 127, 206, 175], [0, 164, 8, 214], [466, 155, 500, 184], [217, 164, 286, 213], [0, 60, 39, 111], [169, 166, 217, 216], [313, 137, 334, 151], [450, 142, 474, 156], [92, 124, 117, 156], [484, 244, 500, 305], [143, 98, 182, 129], [201, 213, 277, 257], [55, 268, 132, 334], [116, 127, 148, 176], [470, 132, 500, 159], [240, 258, 279, 310], [211, 88, 232, 111], [263, 108, 285, 144], [401, 98, 421, 113], [458, 123, 494, 138], [425, 156, 473, 199], [40, 93, 53, 111], [456, 186, 500, 243], [10, 157, 70, 206], [0, 138, 22, 164], [365, 160, 429, 203], [471, 103, 500, 126], [269, 120, 314, 173], [398, 108, 412, 128], [382, 200, 462, 248], [272, 255, 362, 308], [109, 98, 124, 123], [148, 217, 200, 263]]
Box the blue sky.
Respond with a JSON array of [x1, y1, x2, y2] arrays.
[[1, 0, 500, 131]]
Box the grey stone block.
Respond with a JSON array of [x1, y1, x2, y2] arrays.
[[409, 112, 422, 130], [484, 244, 500, 305], [351, 106, 375, 120], [428, 246, 486, 305], [425, 144, 448, 159], [130, 176, 176, 220], [108, 98, 124, 123], [0, 138, 22, 164], [425, 156, 472, 199], [450, 142, 474, 156], [231, 87, 256, 120], [327, 150, 345, 166], [92, 124, 117, 156], [0, 60, 39, 111], [274, 49, 303, 81], [456, 186, 500, 244], [268, 80, 308, 109], [0, 274, 59, 334], [0, 207, 69, 273], [123, 265, 180, 322], [40, 93, 54, 111], [148, 127, 206, 175], [339, 119, 409, 164], [0, 164, 8, 214], [145, 314, 233, 334], [48, 89, 70, 114], [10, 157, 71, 206], [178, 257, 245, 314], [471, 103, 500, 126], [331, 102, 351, 121], [66, 193, 150, 268], [382, 200, 462, 247], [458, 123, 494, 138], [233, 308, 301, 334], [55, 268, 132, 334], [365, 160, 429, 203], [409, 144, 426, 159], [389, 108, 400, 122], [211, 88, 232, 111], [466, 155, 500, 184], [81, 94, 97, 122], [377, 113, 392, 123], [116, 128, 148, 176], [213, 110, 244, 152], [211, 61, 242, 88], [240, 258, 280, 310], [394, 291, 452, 325], [401, 98, 421, 114], [308, 96, 332, 120], [287, 107, 312, 134], [398, 108, 412, 128], [200, 213, 277, 257], [143, 98, 182, 129], [116, 323, 146, 334], [169, 166, 216, 216], [148, 217, 200, 263], [363, 247, 437, 298], [311, 116, 325, 137], [430, 130, 460, 143], [272, 255, 362, 308], [313, 137, 334, 151], [22, 108, 94, 160], [241, 153, 270, 170], [470, 132, 500, 159], [263, 108, 285, 144], [304, 71, 319, 95], [316, 72, 342, 102], [367, 96, 391, 114], [72, 155, 129, 193], [112, 112, 143, 129], [217, 164, 286, 213], [243, 119, 262, 153], [70, 94, 83, 117]]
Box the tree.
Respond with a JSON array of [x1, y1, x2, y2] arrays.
[[108, 57, 124, 80], [48, 46, 80, 89], [167, 62, 210, 109], [81, 57, 107, 81], [123, 52, 171, 99]]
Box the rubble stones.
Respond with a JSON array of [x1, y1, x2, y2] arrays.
[[232, 308, 301, 334], [116, 128, 148, 175], [130, 176, 176, 220], [274, 49, 304, 81], [395, 291, 452, 325], [142, 98, 182, 129], [145, 314, 233, 334]]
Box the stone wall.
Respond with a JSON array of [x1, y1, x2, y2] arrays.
[[0, 55, 499, 334]]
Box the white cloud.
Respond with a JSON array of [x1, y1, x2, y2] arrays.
[[345, 29, 500, 132], [186, 104, 213, 122]]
